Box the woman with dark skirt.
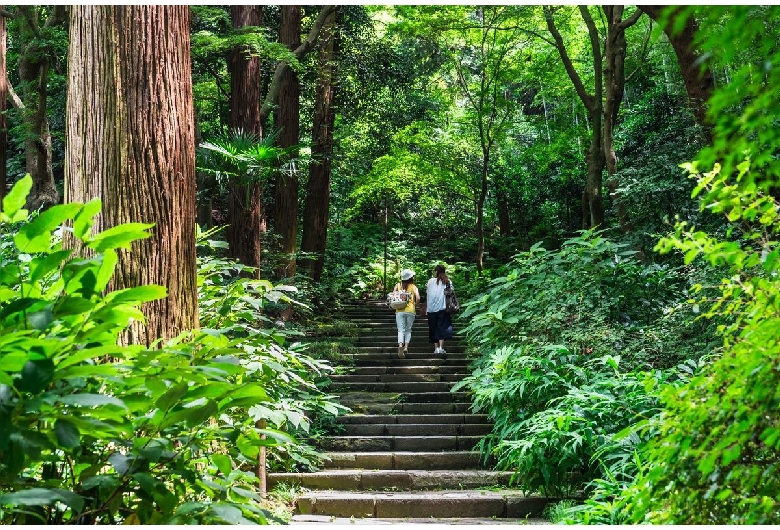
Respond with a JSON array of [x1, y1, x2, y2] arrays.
[[425, 264, 453, 355]]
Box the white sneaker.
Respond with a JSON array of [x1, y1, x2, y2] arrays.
[[439, 348, 447, 354], [433, 347, 441, 354]]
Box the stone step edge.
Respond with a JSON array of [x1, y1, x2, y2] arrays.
[[268, 469, 515, 491], [321, 451, 493, 470], [293, 489, 551, 519], [289, 515, 549, 525]]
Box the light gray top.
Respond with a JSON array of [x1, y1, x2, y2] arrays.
[[426, 277, 453, 313]]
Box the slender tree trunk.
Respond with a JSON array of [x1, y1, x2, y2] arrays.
[[301, 8, 339, 282], [17, 5, 66, 211], [65, 5, 198, 346], [476, 150, 489, 272], [639, 5, 714, 133], [496, 185, 511, 237], [0, 8, 6, 204], [603, 6, 641, 232], [274, 5, 301, 279], [227, 5, 265, 277]]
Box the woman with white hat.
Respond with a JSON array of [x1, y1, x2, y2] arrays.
[[393, 268, 420, 358]]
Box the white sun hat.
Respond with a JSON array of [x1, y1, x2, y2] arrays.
[[400, 269, 415, 280]]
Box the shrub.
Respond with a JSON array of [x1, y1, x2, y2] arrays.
[[0, 175, 344, 523]]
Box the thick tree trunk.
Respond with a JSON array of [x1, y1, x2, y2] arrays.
[[17, 5, 66, 211], [65, 5, 198, 346], [639, 5, 714, 131], [301, 9, 339, 282], [227, 5, 265, 277], [274, 5, 301, 279]]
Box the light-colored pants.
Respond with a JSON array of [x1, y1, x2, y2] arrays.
[[396, 311, 416, 345]]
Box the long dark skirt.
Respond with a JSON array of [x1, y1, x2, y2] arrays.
[[427, 310, 453, 343]]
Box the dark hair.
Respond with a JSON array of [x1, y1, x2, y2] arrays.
[[434, 264, 449, 285], [401, 276, 415, 289]]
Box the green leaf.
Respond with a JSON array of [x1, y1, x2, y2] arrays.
[[54, 296, 97, 317], [2, 174, 32, 219], [73, 198, 102, 239], [54, 418, 81, 449], [209, 503, 253, 525], [20, 358, 55, 394], [158, 400, 218, 430], [211, 454, 233, 476], [59, 393, 128, 410], [27, 306, 54, 331], [87, 222, 154, 252], [29, 250, 74, 283], [105, 285, 167, 304], [95, 249, 118, 292], [0, 351, 30, 372], [14, 203, 82, 254], [0, 487, 85, 513], [156, 382, 189, 412]]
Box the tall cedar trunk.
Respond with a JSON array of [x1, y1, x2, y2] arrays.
[[17, 5, 64, 211], [65, 5, 198, 346], [603, 6, 641, 232], [300, 9, 338, 282], [274, 5, 301, 279], [639, 5, 714, 135], [227, 5, 265, 277], [0, 8, 6, 204]]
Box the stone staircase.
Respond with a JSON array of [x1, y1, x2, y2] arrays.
[[270, 300, 550, 524]]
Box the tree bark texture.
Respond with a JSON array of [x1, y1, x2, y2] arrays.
[[17, 5, 66, 211], [603, 6, 641, 233], [639, 5, 714, 132], [301, 8, 339, 282], [0, 8, 6, 204], [65, 5, 198, 346], [274, 5, 301, 279], [227, 5, 265, 277]]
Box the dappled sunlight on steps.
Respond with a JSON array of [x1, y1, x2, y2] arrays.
[[269, 300, 552, 525]]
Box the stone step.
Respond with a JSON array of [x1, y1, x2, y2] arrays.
[[347, 365, 470, 376], [317, 435, 483, 452], [293, 490, 550, 519], [336, 391, 470, 405], [290, 515, 546, 525], [347, 353, 470, 363], [342, 423, 491, 437], [342, 401, 473, 415], [338, 414, 489, 425], [321, 451, 489, 470], [332, 373, 466, 383], [329, 381, 456, 393], [268, 469, 514, 491]]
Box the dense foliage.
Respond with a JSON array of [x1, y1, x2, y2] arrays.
[[0, 177, 342, 523]]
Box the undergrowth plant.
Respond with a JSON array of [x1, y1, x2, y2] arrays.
[[0, 176, 344, 524], [456, 230, 717, 498]]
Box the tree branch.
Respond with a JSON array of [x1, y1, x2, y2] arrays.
[[544, 6, 594, 111], [260, 5, 338, 122], [7, 77, 24, 109]]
